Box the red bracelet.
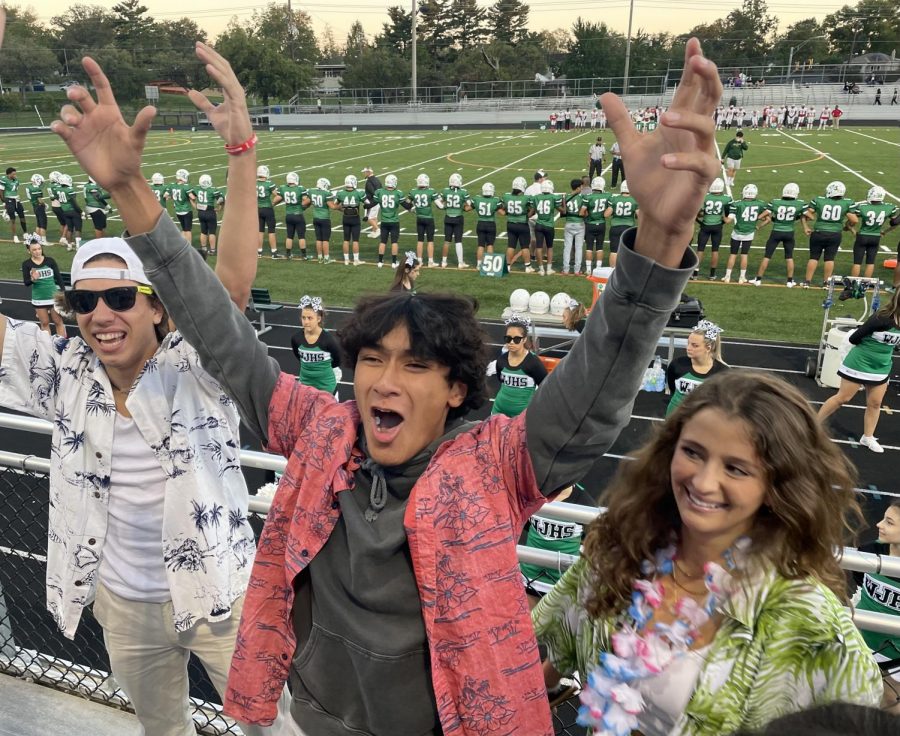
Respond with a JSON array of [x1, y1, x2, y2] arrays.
[[224, 133, 258, 155]]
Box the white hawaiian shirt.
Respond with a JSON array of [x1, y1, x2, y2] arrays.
[[0, 320, 256, 638]]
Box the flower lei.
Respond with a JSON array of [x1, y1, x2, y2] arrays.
[[577, 537, 751, 736]]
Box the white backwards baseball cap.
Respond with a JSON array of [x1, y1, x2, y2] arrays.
[[70, 238, 152, 286]]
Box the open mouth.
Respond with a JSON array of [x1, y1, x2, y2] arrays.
[[686, 489, 728, 512], [94, 331, 126, 349], [371, 407, 404, 442]]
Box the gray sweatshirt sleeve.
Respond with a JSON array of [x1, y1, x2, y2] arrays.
[[526, 228, 696, 494], [126, 214, 279, 442]]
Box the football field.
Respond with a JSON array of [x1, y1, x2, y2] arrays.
[[2, 125, 899, 344]]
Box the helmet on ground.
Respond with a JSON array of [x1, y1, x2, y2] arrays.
[[175, 168, 189, 182], [416, 173, 430, 187], [385, 174, 398, 189], [825, 181, 846, 198], [256, 165, 269, 179], [620, 180, 629, 194], [151, 172, 164, 185], [528, 291, 550, 315], [199, 174, 213, 188], [867, 185, 885, 202], [482, 182, 495, 197], [709, 178, 725, 194], [742, 184, 758, 199], [344, 174, 357, 189], [591, 177, 605, 191], [31, 174, 44, 186], [316, 177, 330, 189], [509, 288, 530, 312], [541, 179, 554, 194], [512, 176, 527, 192], [449, 173, 463, 188], [286, 172, 300, 185], [49, 171, 61, 184], [782, 182, 800, 199], [59, 174, 73, 187], [550, 292, 571, 316]]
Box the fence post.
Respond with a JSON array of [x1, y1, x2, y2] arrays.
[[0, 580, 17, 660]]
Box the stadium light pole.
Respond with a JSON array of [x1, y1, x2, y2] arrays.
[[411, 0, 417, 104], [622, 0, 636, 95], [786, 35, 825, 83]]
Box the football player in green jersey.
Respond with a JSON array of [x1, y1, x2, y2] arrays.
[[562, 179, 586, 274], [47, 172, 70, 246], [83, 176, 111, 237], [693, 178, 731, 279], [604, 180, 638, 268], [256, 164, 282, 259], [167, 168, 195, 244], [1, 167, 26, 243], [26, 174, 48, 245], [721, 130, 748, 188], [150, 172, 168, 208], [752, 182, 804, 287], [335, 174, 366, 266], [195, 173, 225, 254], [405, 173, 439, 266], [579, 176, 609, 274], [802, 180, 858, 288], [278, 171, 308, 260], [502, 176, 535, 273], [56, 173, 83, 251], [303, 177, 338, 263], [532, 179, 563, 275], [721, 183, 769, 283], [439, 173, 469, 268], [466, 182, 503, 266], [374, 174, 404, 269], [850, 186, 898, 278]]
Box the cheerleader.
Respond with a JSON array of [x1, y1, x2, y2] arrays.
[[390, 251, 420, 293], [290, 295, 343, 397], [21, 235, 66, 336], [489, 315, 548, 417], [665, 319, 728, 416]]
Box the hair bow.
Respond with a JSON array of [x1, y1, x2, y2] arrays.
[[567, 298, 579, 310], [405, 251, 418, 267], [504, 314, 532, 328], [299, 295, 324, 312], [694, 319, 723, 341]]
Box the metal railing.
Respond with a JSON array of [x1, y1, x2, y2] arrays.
[[1, 410, 899, 734]]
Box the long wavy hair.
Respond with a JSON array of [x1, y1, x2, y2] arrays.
[[876, 287, 900, 327], [581, 370, 863, 619]]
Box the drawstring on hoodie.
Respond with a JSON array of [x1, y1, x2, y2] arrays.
[[360, 457, 388, 522]]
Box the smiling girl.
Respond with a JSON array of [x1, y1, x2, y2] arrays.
[[534, 371, 881, 736]]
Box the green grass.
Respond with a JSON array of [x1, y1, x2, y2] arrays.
[[3, 126, 899, 344]]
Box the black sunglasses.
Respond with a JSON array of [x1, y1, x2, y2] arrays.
[[504, 335, 525, 344], [68, 285, 155, 315]]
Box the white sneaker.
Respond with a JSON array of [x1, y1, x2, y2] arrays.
[[354, 259, 365, 266], [539, 266, 545, 276], [428, 260, 437, 268], [786, 279, 796, 288], [751, 277, 762, 286], [67, 244, 73, 252], [458, 262, 469, 269], [721, 275, 731, 283], [738, 276, 748, 285], [440, 261, 448, 269], [13, 235, 19, 243], [60, 237, 68, 246], [377, 262, 384, 268], [859, 436, 884, 453], [545, 266, 555, 275], [367, 231, 379, 239], [524, 265, 535, 274]]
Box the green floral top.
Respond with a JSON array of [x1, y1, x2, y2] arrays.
[[532, 557, 882, 735]]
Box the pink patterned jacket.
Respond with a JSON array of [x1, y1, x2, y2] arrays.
[[224, 372, 554, 735]]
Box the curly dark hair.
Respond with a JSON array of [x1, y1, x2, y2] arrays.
[[338, 291, 489, 420], [581, 370, 864, 620]]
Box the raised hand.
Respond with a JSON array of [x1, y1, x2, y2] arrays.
[[50, 58, 157, 194], [188, 42, 253, 147], [601, 38, 722, 265]]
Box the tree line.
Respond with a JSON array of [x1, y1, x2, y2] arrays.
[[0, 0, 896, 107]]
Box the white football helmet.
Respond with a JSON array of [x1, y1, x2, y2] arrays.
[[151, 172, 164, 185], [316, 177, 330, 189], [482, 182, 495, 197], [416, 173, 430, 187], [49, 171, 61, 184], [620, 180, 629, 194], [782, 182, 800, 199], [825, 181, 846, 198], [512, 176, 527, 192], [709, 178, 725, 194], [31, 173, 44, 186], [344, 174, 357, 189], [541, 179, 554, 194], [449, 173, 463, 188], [742, 184, 758, 199], [199, 174, 213, 188], [509, 288, 530, 312], [59, 174, 73, 187], [528, 291, 550, 315], [867, 186, 885, 202], [385, 174, 398, 189], [286, 172, 300, 186], [256, 165, 270, 179], [549, 292, 571, 317], [591, 177, 605, 191], [175, 168, 189, 182]]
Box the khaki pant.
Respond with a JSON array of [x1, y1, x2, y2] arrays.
[[94, 584, 296, 736]]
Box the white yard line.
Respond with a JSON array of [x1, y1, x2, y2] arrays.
[[843, 129, 900, 148], [776, 129, 900, 204]]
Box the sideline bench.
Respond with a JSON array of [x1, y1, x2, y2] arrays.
[[247, 287, 283, 336]]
